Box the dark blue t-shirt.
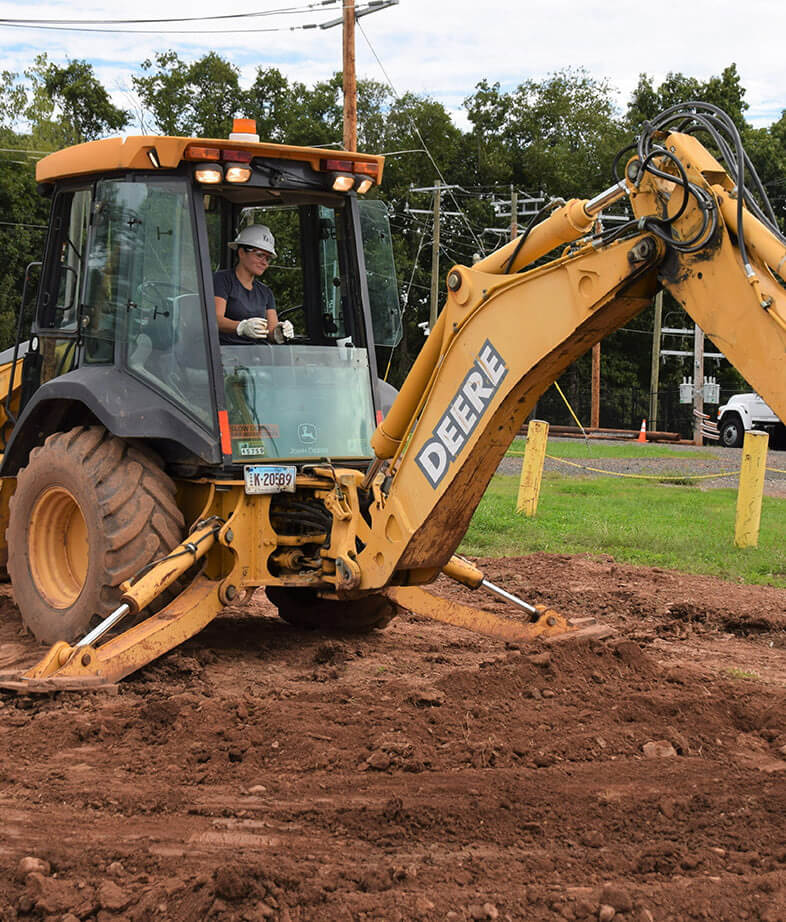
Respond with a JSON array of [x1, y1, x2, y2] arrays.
[[214, 269, 276, 345]]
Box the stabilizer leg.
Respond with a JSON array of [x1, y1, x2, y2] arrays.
[[1, 575, 224, 691], [386, 585, 610, 645]]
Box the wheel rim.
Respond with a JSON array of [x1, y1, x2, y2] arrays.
[[28, 486, 89, 609]]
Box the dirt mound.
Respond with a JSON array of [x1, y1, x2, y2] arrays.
[[2, 556, 786, 921]]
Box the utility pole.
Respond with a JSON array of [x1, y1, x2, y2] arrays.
[[590, 218, 601, 429], [319, 1, 399, 153], [693, 323, 705, 446], [430, 180, 441, 330], [591, 345, 600, 428], [649, 291, 663, 429], [342, 0, 357, 151], [406, 181, 463, 330]]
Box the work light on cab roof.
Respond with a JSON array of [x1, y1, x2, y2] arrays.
[[182, 118, 381, 192]]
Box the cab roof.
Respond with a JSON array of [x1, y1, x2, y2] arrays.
[[36, 135, 385, 184]]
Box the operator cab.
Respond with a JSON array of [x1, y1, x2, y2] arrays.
[[10, 121, 401, 475], [205, 182, 400, 465]]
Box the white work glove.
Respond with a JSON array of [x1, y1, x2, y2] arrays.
[[236, 316, 268, 339], [279, 320, 294, 341]]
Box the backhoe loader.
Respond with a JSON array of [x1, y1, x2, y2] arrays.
[[1, 102, 785, 689]]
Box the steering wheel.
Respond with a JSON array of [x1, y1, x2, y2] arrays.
[[136, 280, 195, 305]]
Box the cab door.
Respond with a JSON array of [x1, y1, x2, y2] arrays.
[[81, 177, 216, 431], [34, 185, 92, 387]]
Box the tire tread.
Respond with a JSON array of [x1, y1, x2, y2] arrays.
[[7, 425, 185, 642]]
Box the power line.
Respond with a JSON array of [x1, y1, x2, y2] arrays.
[[401, 225, 429, 313], [355, 18, 487, 257], [0, 0, 391, 35], [0, 20, 322, 34], [0, 1, 337, 25], [0, 147, 50, 156]]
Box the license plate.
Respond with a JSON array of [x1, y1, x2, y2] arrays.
[[244, 465, 296, 495]]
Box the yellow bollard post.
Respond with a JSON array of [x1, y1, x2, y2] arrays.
[[517, 420, 549, 516], [734, 429, 768, 548]]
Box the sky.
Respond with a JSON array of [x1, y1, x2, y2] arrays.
[[1, 0, 785, 138]]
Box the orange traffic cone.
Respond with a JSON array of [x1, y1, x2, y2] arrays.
[[637, 419, 647, 442]]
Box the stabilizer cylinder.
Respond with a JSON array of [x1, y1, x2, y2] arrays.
[[120, 521, 219, 614]]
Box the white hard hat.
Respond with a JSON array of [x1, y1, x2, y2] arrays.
[[229, 224, 277, 257]]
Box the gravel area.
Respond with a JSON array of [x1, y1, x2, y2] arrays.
[[499, 437, 786, 495]]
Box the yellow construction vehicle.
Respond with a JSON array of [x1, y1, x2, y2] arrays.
[[2, 102, 785, 689]]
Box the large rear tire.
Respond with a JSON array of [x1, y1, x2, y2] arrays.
[[7, 426, 184, 643], [266, 587, 399, 633]]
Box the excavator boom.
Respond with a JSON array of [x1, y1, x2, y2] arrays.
[[358, 102, 786, 582]]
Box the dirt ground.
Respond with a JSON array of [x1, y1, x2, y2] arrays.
[[1, 552, 786, 922]]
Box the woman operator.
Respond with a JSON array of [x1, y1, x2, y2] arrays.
[[214, 225, 294, 345]]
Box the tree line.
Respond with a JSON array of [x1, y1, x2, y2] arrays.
[[0, 54, 783, 419]]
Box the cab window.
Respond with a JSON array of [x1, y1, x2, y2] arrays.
[[83, 178, 214, 428], [211, 195, 377, 462]]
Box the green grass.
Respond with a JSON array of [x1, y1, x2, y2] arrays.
[[507, 437, 705, 460], [459, 472, 786, 587], [726, 668, 761, 680]]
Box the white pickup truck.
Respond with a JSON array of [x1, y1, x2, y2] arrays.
[[716, 393, 785, 448]]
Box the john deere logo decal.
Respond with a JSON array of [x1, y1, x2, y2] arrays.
[[415, 340, 508, 488], [298, 423, 319, 444]]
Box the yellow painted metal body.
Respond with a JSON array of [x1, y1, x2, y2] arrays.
[[441, 555, 484, 589], [0, 352, 23, 571], [359, 128, 786, 586], [625, 134, 786, 426], [473, 198, 595, 275], [361, 234, 661, 578], [17, 523, 219, 687], [734, 430, 769, 548], [0, 352, 22, 435], [10, 125, 786, 686], [517, 420, 549, 516]]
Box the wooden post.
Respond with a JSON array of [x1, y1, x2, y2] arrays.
[[510, 185, 518, 240], [591, 343, 600, 429], [735, 429, 768, 547], [517, 420, 549, 516], [693, 323, 704, 446], [429, 179, 441, 330], [649, 291, 662, 429], [342, 0, 357, 152]]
